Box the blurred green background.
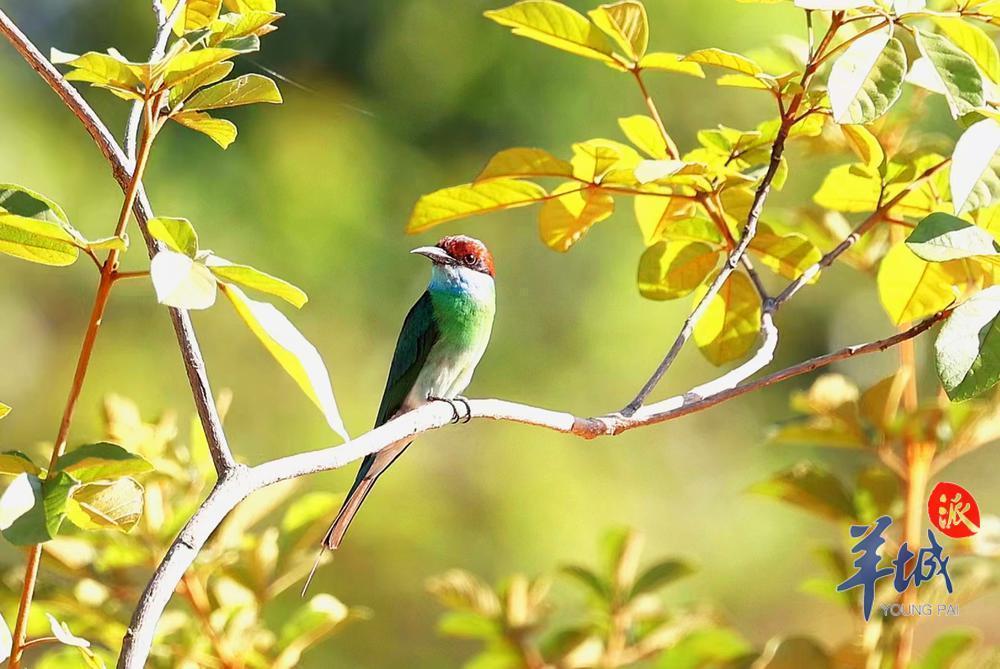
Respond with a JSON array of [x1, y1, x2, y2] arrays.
[[0, 0, 997, 666]]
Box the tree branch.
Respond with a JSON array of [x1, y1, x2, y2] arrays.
[[0, 7, 235, 477]]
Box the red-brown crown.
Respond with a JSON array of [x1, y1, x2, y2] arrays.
[[437, 235, 495, 277]]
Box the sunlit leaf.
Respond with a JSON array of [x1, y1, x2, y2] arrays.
[[150, 250, 218, 310], [222, 284, 349, 440], [162, 47, 238, 87], [794, 0, 869, 7], [148, 217, 199, 257], [683, 48, 763, 76], [55, 51, 143, 92], [408, 180, 547, 233], [717, 73, 775, 90], [841, 125, 885, 170], [167, 61, 234, 107], [933, 18, 1000, 84], [657, 628, 752, 669], [859, 370, 910, 431], [538, 184, 613, 252], [436, 612, 499, 640], [171, 110, 238, 148], [638, 52, 705, 77], [0, 611, 10, 663], [633, 159, 688, 184], [936, 285, 1000, 401], [587, 1, 648, 61], [185, 73, 281, 110], [813, 164, 881, 212], [750, 462, 855, 521], [0, 184, 69, 224], [164, 0, 223, 35], [906, 212, 1000, 262], [638, 240, 720, 300], [0, 213, 79, 266], [618, 115, 670, 159], [915, 29, 984, 118], [54, 442, 153, 483], [878, 243, 974, 325], [483, 1, 622, 69], [207, 256, 308, 308], [65, 478, 144, 533], [630, 559, 694, 597], [854, 467, 899, 523], [210, 10, 284, 44], [475, 147, 574, 181], [0, 404, 9, 421], [692, 270, 762, 365], [951, 119, 1000, 214], [570, 139, 639, 181], [46, 614, 90, 648], [0, 452, 39, 477], [0, 472, 75, 545], [828, 29, 905, 124], [748, 224, 822, 280], [754, 636, 832, 669], [914, 630, 980, 669]]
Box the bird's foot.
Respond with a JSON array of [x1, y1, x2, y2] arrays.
[[428, 395, 463, 424], [454, 396, 472, 423]]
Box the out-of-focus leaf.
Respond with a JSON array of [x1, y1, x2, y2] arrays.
[[475, 147, 573, 181], [408, 180, 547, 233], [915, 30, 984, 118], [906, 212, 1000, 261], [750, 462, 855, 521], [65, 478, 144, 533], [638, 240, 719, 300], [437, 611, 500, 640], [538, 184, 613, 251], [795, 0, 869, 7], [631, 559, 694, 597], [0, 214, 80, 266], [692, 270, 762, 365], [148, 217, 199, 257], [0, 472, 75, 545], [588, 1, 648, 61], [950, 119, 1000, 214], [754, 636, 831, 669], [46, 614, 90, 648], [150, 250, 218, 310], [222, 284, 349, 440], [828, 29, 905, 124], [813, 164, 881, 212], [0, 404, 8, 421], [483, 1, 622, 69], [171, 110, 238, 148], [185, 73, 281, 110], [54, 442, 152, 482], [426, 570, 501, 616], [936, 285, 1000, 401], [683, 48, 762, 75], [275, 593, 349, 653], [0, 452, 38, 476], [877, 243, 974, 325], [656, 628, 752, 669], [638, 52, 705, 77], [208, 256, 308, 308], [933, 18, 1000, 84], [841, 125, 885, 170], [560, 564, 611, 600], [717, 73, 776, 90], [618, 115, 670, 159], [913, 629, 980, 669], [748, 224, 821, 280], [860, 370, 910, 431], [854, 467, 899, 523], [0, 610, 10, 663]]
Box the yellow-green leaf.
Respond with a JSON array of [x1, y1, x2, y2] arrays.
[[638, 52, 705, 78], [0, 451, 38, 476], [0, 214, 79, 267], [933, 17, 1000, 84], [168, 61, 234, 107], [225, 0, 276, 11], [538, 184, 613, 251], [915, 29, 984, 118], [408, 180, 548, 233], [207, 257, 308, 308], [693, 271, 762, 365], [749, 224, 822, 281], [0, 404, 9, 420], [570, 139, 640, 181], [587, 1, 648, 61], [638, 240, 720, 300], [148, 217, 199, 257], [171, 110, 238, 148], [222, 284, 349, 441], [162, 47, 238, 87], [484, 1, 622, 69], [210, 10, 284, 43], [841, 125, 885, 170], [877, 243, 976, 325], [475, 148, 574, 181], [717, 73, 775, 90], [813, 164, 881, 212], [164, 0, 223, 35], [56, 51, 143, 92], [951, 118, 1000, 214], [633, 196, 699, 244], [828, 30, 906, 125], [185, 73, 281, 110], [54, 442, 153, 482], [66, 478, 144, 533], [683, 48, 763, 76], [618, 115, 670, 159], [150, 250, 218, 310]]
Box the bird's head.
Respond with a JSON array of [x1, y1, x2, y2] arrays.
[[410, 235, 495, 278]]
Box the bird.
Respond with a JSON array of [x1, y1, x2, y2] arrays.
[[302, 235, 497, 595]]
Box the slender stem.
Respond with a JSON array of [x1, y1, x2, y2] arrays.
[[112, 270, 151, 282], [631, 68, 679, 159], [7, 102, 155, 669], [180, 572, 241, 669]]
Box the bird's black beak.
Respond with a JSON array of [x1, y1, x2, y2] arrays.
[[410, 246, 454, 264]]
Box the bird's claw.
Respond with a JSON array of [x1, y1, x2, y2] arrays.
[[455, 396, 472, 423], [428, 395, 473, 424]]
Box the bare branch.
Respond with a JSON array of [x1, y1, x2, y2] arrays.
[[0, 8, 235, 475]]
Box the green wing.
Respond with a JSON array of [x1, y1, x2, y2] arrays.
[[375, 290, 440, 427]]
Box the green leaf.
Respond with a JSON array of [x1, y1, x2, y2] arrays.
[[683, 48, 762, 76], [150, 250, 219, 310], [65, 478, 144, 533], [484, 1, 622, 70], [162, 47, 239, 87], [475, 147, 574, 181], [933, 18, 1000, 84], [795, 0, 869, 7], [638, 240, 720, 300], [914, 629, 980, 669], [171, 110, 238, 148], [437, 611, 500, 640], [936, 286, 1000, 401], [168, 61, 234, 107], [750, 462, 855, 521], [630, 559, 694, 597], [656, 628, 752, 669], [950, 119, 1000, 214], [915, 30, 984, 118], [0, 451, 39, 476], [408, 180, 548, 233], [0, 472, 75, 545], [0, 214, 80, 266], [692, 270, 762, 365], [813, 164, 881, 212], [854, 467, 899, 523], [222, 284, 349, 440], [560, 565, 610, 600], [906, 212, 1000, 261], [185, 73, 281, 110], [587, 1, 648, 61], [0, 184, 69, 224], [207, 257, 308, 308], [148, 216, 199, 257], [54, 442, 153, 482], [276, 594, 349, 651], [638, 52, 705, 77], [56, 51, 143, 92], [828, 29, 905, 124], [86, 236, 127, 253], [754, 636, 831, 669]]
